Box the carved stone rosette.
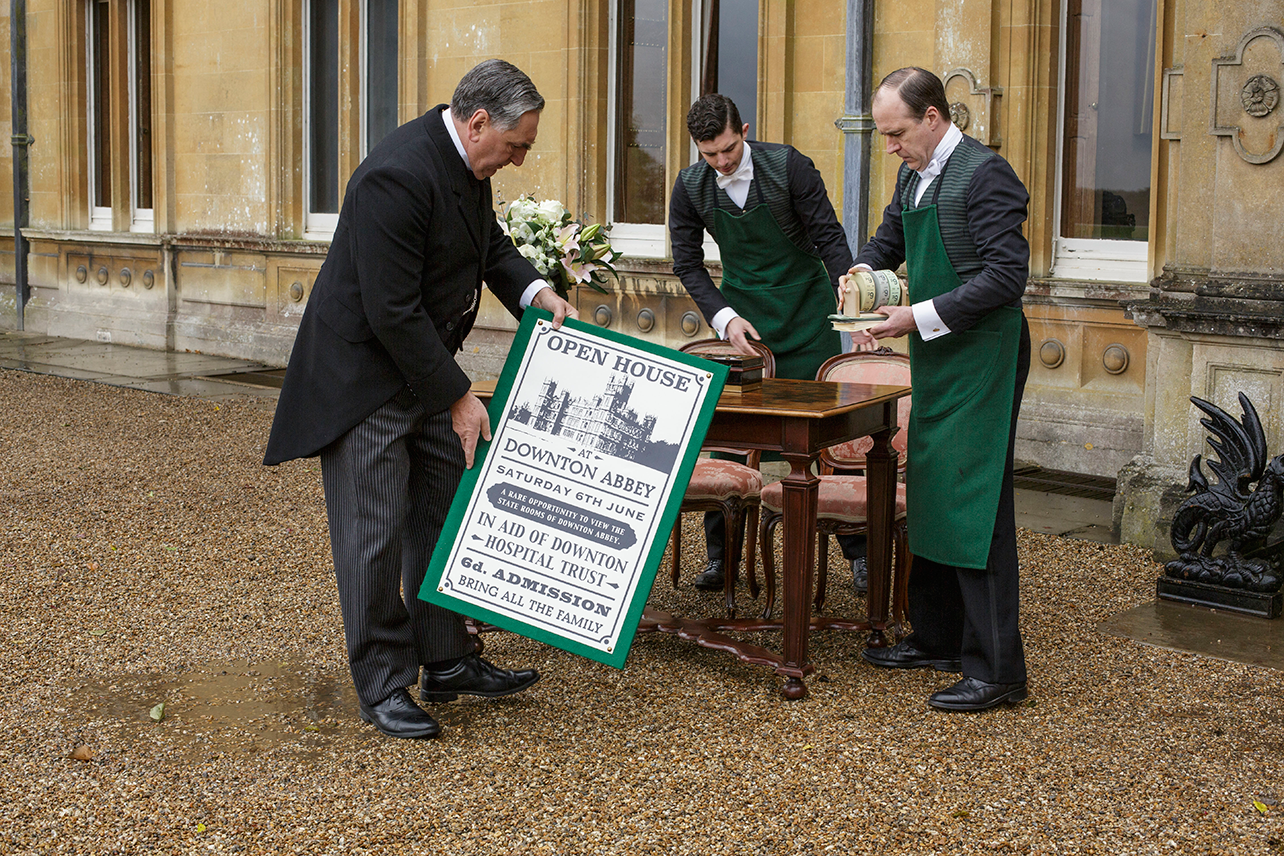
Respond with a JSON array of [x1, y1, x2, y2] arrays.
[[1210, 27, 1284, 164]]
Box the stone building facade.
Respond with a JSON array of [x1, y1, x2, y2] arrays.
[[1, 1, 1281, 554]]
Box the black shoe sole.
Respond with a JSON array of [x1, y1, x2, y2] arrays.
[[420, 672, 541, 704], [861, 649, 963, 673], [926, 686, 1029, 712], [692, 578, 725, 591], [358, 708, 441, 739]]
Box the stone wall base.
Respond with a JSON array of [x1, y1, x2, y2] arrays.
[[1114, 455, 1189, 560]]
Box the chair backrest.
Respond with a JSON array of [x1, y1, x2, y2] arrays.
[[679, 338, 776, 462], [678, 338, 777, 380], [815, 349, 911, 474]]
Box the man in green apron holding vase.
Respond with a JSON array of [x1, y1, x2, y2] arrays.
[[849, 68, 1033, 712], [670, 94, 860, 593]]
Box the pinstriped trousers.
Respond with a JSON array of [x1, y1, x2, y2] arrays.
[[320, 387, 476, 706]]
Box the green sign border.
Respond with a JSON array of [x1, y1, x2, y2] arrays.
[[419, 307, 728, 668]]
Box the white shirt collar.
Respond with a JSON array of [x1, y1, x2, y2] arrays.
[[442, 107, 472, 172], [715, 140, 754, 189], [916, 121, 963, 186]]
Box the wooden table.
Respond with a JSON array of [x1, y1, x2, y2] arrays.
[[638, 377, 910, 699], [469, 376, 910, 700]]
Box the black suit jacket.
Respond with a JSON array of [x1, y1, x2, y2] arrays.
[[264, 106, 539, 465]]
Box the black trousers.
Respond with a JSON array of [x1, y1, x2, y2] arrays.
[[904, 316, 1031, 685], [320, 388, 476, 706]]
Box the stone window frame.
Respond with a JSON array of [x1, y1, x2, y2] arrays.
[[85, 0, 154, 233], [606, 0, 760, 261], [1049, 0, 1156, 284], [302, 0, 400, 241]]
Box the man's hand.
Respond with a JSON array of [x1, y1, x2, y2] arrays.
[[531, 286, 579, 329], [837, 264, 874, 314], [450, 392, 492, 469], [837, 272, 854, 313], [724, 316, 763, 355], [853, 305, 916, 349]]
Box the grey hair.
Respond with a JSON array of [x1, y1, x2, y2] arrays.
[[450, 59, 545, 130]]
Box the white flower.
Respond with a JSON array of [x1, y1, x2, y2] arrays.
[[536, 199, 567, 222], [517, 242, 550, 274], [511, 221, 537, 244], [507, 198, 537, 221], [501, 195, 616, 296]]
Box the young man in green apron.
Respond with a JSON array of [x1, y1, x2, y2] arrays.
[[670, 93, 861, 593], [849, 68, 1033, 712]]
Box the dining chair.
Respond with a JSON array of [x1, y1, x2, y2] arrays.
[[757, 349, 912, 625], [669, 338, 776, 616]]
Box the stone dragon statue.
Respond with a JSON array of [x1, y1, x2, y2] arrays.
[[1165, 392, 1284, 592]]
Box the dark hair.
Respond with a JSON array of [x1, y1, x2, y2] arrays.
[[875, 67, 949, 121], [451, 59, 545, 131], [685, 94, 744, 142]]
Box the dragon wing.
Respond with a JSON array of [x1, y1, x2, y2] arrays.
[[1190, 393, 1265, 501]]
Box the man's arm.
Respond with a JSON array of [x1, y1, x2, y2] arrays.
[[669, 175, 732, 324], [786, 147, 853, 290], [931, 155, 1029, 333], [853, 176, 908, 273]]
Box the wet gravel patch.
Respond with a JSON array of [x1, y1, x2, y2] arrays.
[[1, 369, 1282, 855]]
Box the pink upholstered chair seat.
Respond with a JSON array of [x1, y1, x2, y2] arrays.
[[760, 476, 906, 523], [757, 348, 912, 625], [684, 459, 765, 501], [669, 339, 777, 615]]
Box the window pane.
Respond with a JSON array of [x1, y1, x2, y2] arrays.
[[91, 0, 112, 209], [365, 0, 399, 152], [700, 0, 757, 138], [134, 0, 153, 211], [1061, 0, 1153, 241], [309, 0, 340, 214], [614, 0, 668, 225]]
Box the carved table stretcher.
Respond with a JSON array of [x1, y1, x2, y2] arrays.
[[639, 377, 910, 699], [471, 376, 911, 700]]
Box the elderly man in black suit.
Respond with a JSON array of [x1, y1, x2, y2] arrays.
[[264, 59, 576, 739], [850, 67, 1032, 712]]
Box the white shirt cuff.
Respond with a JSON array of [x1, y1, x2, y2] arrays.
[[520, 279, 551, 309], [912, 299, 950, 341], [710, 307, 739, 339]]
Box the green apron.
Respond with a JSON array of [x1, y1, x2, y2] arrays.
[[903, 185, 1022, 569], [712, 190, 841, 381]]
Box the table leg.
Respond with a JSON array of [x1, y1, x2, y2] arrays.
[[864, 421, 897, 648], [778, 452, 819, 699]]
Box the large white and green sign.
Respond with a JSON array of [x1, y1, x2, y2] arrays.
[[420, 308, 727, 667]]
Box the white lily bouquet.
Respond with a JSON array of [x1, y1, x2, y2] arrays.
[[499, 196, 618, 299]]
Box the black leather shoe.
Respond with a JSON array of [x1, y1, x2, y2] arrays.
[[420, 653, 540, 703], [358, 688, 441, 739], [861, 639, 962, 673], [693, 559, 725, 591], [851, 557, 868, 594], [927, 676, 1029, 711]]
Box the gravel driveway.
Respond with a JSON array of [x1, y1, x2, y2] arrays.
[[1, 369, 1281, 855]]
